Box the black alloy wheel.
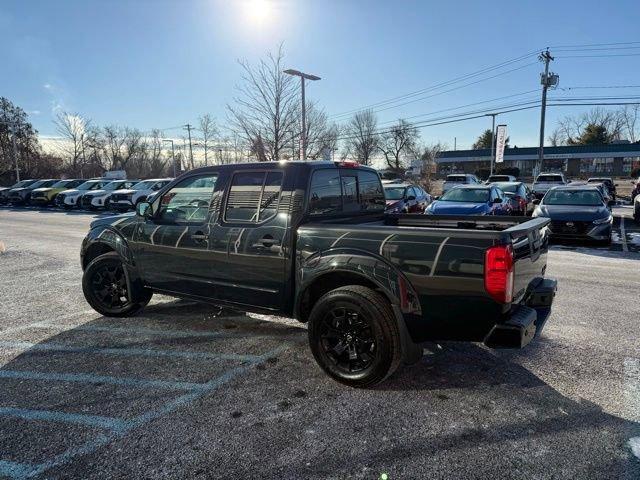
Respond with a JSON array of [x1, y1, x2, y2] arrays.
[[319, 306, 377, 375], [82, 252, 152, 317]]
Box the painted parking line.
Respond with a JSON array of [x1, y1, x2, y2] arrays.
[[0, 407, 128, 432], [0, 340, 263, 362], [0, 344, 289, 479], [620, 216, 629, 252], [0, 370, 207, 391], [20, 323, 278, 340]]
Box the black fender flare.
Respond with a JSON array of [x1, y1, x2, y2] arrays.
[[296, 248, 423, 364]]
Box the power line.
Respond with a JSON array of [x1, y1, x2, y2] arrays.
[[559, 85, 640, 91], [553, 45, 640, 52], [340, 61, 539, 119], [549, 40, 640, 49], [556, 53, 640, 58], [329, 49, 541, 119]]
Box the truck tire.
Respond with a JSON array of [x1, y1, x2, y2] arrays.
[[307, 285, 403, 388], [82, 252, 152, 317]]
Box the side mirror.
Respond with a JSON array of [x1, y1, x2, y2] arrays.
[[614, 183, 619, 187], [136, 201, 153, 218], [434, 196, 440, 200], [493, 197, 503, 203], [406, 195, 416, 201], [532, 199, 541, 205]]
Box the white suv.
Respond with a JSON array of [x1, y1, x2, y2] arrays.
[[56, 179, 111, 209], [442, 174, 481, 193], [109, 178, 173, 212]]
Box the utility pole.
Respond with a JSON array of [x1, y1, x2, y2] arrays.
[[283, 69, 321, 161], [9, 123, 20, 182], [184, 124, 194, 167], [454, 137, 457, 151], [485, 113, 498, 176], [537, 49, 557, 176]]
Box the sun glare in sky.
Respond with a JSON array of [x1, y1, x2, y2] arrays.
[[245, 0, 272, 26]]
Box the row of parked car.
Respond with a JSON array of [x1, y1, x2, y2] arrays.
[[389, 173, 622, 245], [0, 177, 173, 211]]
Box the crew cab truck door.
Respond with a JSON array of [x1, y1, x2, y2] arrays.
[[209, 169, 287, 310], [134, 173, 220, 298]]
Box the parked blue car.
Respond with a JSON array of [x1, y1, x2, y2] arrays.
[[425, 185, 511, 216]]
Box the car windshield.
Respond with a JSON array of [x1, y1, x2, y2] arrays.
[[51, 180, 72, 188], [77, 181, 101, 191], [103, 181, 126, 191], [446, 175, 466, 182], [493, 183, 518, 193], [536, 175, 563, 183], [132, 180, 155, 190], [384, 187, 406, 200], [28, 180, 49, 188], [544, 189, 603, 206], [440, 188, 490, 202]]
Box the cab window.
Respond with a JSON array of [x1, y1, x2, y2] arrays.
[[225, 171, 283, 223], [156, 174, 218, 224]]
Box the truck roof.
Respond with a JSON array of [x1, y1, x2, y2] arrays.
[[185, 160, 377, 176]]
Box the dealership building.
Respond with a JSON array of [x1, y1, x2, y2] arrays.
[[436, 143, 640, 177]]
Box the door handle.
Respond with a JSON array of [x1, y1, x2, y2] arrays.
[[191, 231, 209, 242], [261, 234, 277, 247]]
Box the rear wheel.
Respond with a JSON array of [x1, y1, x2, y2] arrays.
[[307, 285, 402, 388], [82, 252, 152, 317]]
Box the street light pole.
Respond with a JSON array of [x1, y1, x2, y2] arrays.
[[163, 139, 176, 177], [283, 69, 321, 161], [485, 113, 498, 176]]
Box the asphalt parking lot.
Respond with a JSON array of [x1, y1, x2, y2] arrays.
[[0, 206, 639, 479]]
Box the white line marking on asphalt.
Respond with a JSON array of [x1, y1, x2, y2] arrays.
[[629, 437, 640, 460], [620, 216, 629, 252]]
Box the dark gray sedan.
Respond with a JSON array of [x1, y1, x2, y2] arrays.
[[532, 185, 612, 245]]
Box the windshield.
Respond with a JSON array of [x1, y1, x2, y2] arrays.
[[52, 180, 72, 188], [12, 180, 31, 188], [440, 188, 490, 202], [544, 189, 603, 206], [446, 175, 466, 182], [103, 181, 126, 191], [28, 180, 50, 188], [493, 182, 518, 193], [384, 187, 406, 200], [536, 175, 563, 183], [489, 176, 510, 181], [132, 180, 155, 190], [77, 181, 102, 191]]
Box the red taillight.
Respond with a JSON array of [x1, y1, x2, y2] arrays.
[[484, 245, 514, 303], [515, 195, 527, 210]]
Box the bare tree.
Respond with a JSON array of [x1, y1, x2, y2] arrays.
[[54, 112, 89, 174], [548, 127, 564, 146], [620, 104, 640, 143], [198, 114, 218, 165], [227, 45, 298, 161], [554, 107, 624, 145], [419, 142, 445, 191], [378, 119, 420, 172], [303, 102, 340, 160], [343, 109, 379, 165]]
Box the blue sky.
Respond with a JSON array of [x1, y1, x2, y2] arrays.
[[2, 0, 640, 150]]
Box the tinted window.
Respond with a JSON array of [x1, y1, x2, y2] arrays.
[[225, 171, 283, 223], [259, 172, 283, 221], [446, 175, 467, 182], [341, 175, 358, 212], [384, 187, 405, 201], [357, 170, 385, 211], [157, 174, 217, 224], [536, 175, 564, 183], [543, 189, 603, 206], [309, 169, 342, 215], [440, 188, 490, 202]]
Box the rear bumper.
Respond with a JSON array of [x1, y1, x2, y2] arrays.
[[484, 278, 557, 349]]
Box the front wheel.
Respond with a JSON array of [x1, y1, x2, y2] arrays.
[[635, 204, 640, 223], [307, 285, 402, 388], [82, 252, 152, 317]]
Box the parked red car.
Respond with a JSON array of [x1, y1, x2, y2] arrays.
[[383, 182, 431, 213]]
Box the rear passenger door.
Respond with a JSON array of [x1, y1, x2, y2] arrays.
[[209, 170, 287, 310]]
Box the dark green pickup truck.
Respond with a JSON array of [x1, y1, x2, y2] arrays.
[[81, 161, 557, 387]]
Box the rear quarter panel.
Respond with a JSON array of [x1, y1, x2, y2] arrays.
[[297, 224, 509, 342]]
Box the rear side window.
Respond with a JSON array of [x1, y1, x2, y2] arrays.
[[225, 171, 283, 223], [309, 170, 342, 215], [308, 168, 385, 216]]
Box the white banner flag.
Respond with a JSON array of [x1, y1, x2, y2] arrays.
[[495, 124, 507, 163]]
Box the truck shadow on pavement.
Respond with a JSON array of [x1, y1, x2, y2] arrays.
[[0, 301, 638, 479]]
